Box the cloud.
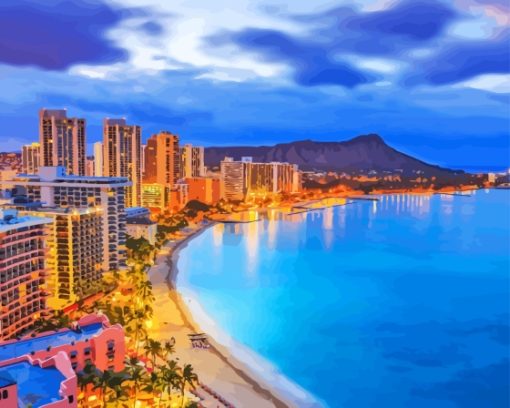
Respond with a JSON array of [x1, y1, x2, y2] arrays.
[[210, 28, 375, 88], [408, 28, 510, 85], [0, 0, 128, 70]]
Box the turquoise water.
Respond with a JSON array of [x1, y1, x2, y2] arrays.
[[177, 190, 510, 408]]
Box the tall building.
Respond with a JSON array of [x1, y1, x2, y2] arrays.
[[94, 141, 103, 177], [220, 157, 300, 201], [220, 157, 247, 201], [0, 167, 130, 272], [85, 156, 95, 176], [18, 207, 104, 310], [21, 142, 40, 174], [39, 109, 86, 176], [143, 131, 180, 208], [181, 144, 205, 178], [103, 118, 141, 207], [0, 209, 52, 340]]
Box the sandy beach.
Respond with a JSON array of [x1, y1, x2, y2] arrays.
[[146, 224, 306, 408]]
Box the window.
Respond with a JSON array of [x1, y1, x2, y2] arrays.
[[84, 347, 91, 355], [68, 395, 74, 403], [2, 390, 7, 399]]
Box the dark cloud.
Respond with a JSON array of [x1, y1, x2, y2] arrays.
[[0, 0, 128, 70], [43, 94, 213, 127], [210, 28, 375, 88], [139, 21, 164, 36], [209, 0, 462, 88], [413, 361, 510, 407], [410, 29, 510, 85]]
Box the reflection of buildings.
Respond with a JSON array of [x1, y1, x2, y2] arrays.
[[0, 166, 130, 272], [103, 118, 142, 207], [21, 142, 40, 174], [220, 157, 301, 201], [0, 209, 52, 340], [39, 109, 86, 176]]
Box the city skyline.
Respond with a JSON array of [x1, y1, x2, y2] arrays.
[[0, 0, 508, 170]]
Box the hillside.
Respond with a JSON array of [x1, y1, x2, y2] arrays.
[[205, 134, 463, 176]]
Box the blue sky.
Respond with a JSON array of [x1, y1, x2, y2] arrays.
[[0, 0, 509, 169]]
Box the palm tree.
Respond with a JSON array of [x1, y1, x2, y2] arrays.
[[180, 364, 198, 408], [77, 361, 98, 404], [162, 340, 175, 361], [144, 338, 162, 368], [142, 371, 166, 408], [124, 356, 147, 407], [93, 370, 126, 406], [159, 360, 181, 404]]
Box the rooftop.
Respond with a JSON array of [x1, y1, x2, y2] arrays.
[[0, 361, 65, 407], [0, 322, 104, 362]]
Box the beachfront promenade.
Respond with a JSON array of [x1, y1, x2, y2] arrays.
[[146, 228, 292, 408]]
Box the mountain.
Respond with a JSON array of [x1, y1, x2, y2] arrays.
[[204, 134, 463, 176]]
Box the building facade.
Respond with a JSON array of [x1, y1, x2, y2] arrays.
[[186, 177, 221, 204], [21, 142, 40, 174], [103, 119, 142, 207], [181, 144, 205, 178], [220, 157, 300, 201], [0, 167, 130, 272], [0, 314, 125, 408], [93, 141, 103, 177], [0, 209, 52, 341], [19, 207, 104, 310], [144, 131, 181, 208], [39, 109, 86, 176]]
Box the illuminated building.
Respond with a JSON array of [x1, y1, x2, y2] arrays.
[[142, 183, 165, 209], [0, 209, 52, 341], [220, 157, 300, 200], [18, 207, 104, 310], [93, 141, 103, 177], [181, 144, 205, 178], [103, 118, 142, 207], [21, 142, 40, 174], [220, 157, 246, 201], [0, 167, 130, 272], [39, 109, 86, 176], [144, 131, 181, 208], [186, 177, 221, 204]]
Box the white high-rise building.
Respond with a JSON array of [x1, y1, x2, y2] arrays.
[[0, 166, 130, 271]]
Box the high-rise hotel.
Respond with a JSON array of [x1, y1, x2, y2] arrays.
[[103, 118, 142, 207], [220, 157, 301, 201], [0, 167, 130, 272], [143, 131, 181, 208], [0, 209, 52, 341], [39, 109, 86, 176], [21, 142, 40, 174], [181, 144, 205, 178]]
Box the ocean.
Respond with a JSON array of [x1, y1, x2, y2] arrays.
[[176, 189, 510, 408]]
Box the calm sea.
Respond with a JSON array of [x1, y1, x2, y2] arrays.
[[176, 189, 510, 408]]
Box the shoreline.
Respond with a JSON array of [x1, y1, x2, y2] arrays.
[[148, 222, 314, 408]]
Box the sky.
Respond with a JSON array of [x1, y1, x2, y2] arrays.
[[0, 0, 509, 170]]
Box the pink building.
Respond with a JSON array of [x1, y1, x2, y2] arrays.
[[0, 314, 125, 407]]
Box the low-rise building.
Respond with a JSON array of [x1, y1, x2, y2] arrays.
[[0, 313, 125, 407], [186, 177, 221, 204]]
